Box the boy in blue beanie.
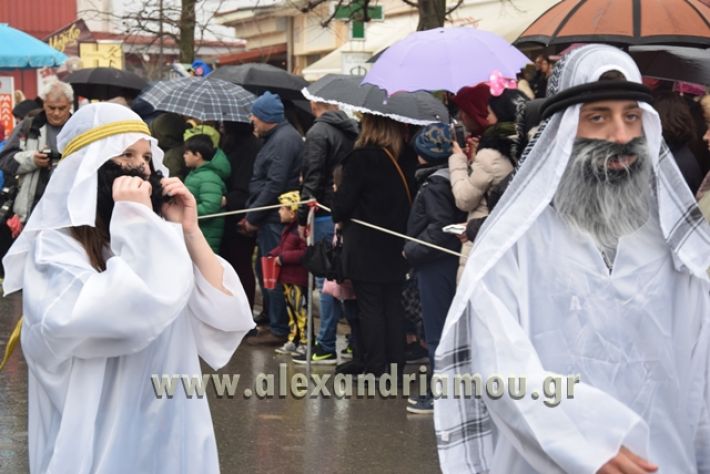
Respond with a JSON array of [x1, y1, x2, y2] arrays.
[[403, 123, 467, 414]]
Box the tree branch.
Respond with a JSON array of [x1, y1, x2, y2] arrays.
[[445, 0, 464, 15]]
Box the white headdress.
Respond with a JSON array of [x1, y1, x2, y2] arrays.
[[3, 103, 168, 294]]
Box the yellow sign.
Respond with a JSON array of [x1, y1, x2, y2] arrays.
[[48, 24, 81, 53], [79, 42, 124, 69]]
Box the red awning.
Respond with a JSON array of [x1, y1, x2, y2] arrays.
[[218, 44, 287, 65]]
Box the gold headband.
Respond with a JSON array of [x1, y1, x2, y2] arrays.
[[61, 120, 151, 159]]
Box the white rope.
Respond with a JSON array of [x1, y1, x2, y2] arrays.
[[198, 199, 463, 258], [315, 203, 463, 258]]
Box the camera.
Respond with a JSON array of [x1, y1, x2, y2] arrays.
[[450, 123, 466, 148], [41, 148, 62, 167]]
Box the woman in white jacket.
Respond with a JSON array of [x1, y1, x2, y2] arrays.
[[449, 87, 528, 280], [3, 103, 255, 473]]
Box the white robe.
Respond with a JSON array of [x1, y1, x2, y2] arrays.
[[469, 205, 710, 473], [20, 202, 255, 474]]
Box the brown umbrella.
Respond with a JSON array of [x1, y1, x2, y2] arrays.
[[516, 0, 710, 49]]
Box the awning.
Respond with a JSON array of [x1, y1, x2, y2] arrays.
[[218, 44, 287, 65]]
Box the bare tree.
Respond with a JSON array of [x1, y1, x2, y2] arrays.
[[80, 0, 232, 73]]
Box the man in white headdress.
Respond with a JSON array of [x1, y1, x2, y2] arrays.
[[434, 45, 710, 473], [2, 103, 255, 473]]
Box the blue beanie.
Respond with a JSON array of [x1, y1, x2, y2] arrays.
[[251, 91, 285, 123], [414, 123, 452, 162]]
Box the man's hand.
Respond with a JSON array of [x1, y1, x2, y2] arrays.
[[597, 447, 657, 474], [113, 176, 152, 209], [160, 177, 199, 236], [33, 151, 50, 168], [238, 218, 258, 236]]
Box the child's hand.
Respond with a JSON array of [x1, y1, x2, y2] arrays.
[[275, 256, 282, 266], [160, 177, 199, 236]]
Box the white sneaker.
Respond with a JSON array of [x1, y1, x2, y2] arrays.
[[275, 341, 298, 355]]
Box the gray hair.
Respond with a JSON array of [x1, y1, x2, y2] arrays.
[[39, 81, 74, 102]]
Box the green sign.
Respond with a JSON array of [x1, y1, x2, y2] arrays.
[[334, 1, 383, 40]]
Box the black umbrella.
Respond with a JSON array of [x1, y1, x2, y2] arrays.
[[302, 74, 449, 125], [630, 45, 710, 86], [209, 63, 308, 100], [65, 67, 149, 101]]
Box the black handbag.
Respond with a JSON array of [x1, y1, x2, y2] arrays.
[[302, 233, 345, 282]]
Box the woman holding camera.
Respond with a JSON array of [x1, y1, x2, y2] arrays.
[[449, 85, 528, 280], [3, 103, 254, 473]]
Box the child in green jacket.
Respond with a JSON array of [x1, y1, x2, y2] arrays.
[[183, 134, 228, 252]]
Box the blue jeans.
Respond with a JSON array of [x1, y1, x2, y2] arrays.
[[313, 216, 341, 353], [256, 221, 289, 336], [416, 256, 458, 370]]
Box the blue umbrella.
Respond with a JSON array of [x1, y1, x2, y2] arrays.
[[0, 23, 67, 69]]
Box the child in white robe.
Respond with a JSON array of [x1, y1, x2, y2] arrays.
[[2, 103, 255, 473]]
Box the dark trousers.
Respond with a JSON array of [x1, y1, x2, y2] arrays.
[[416, 256, 458, 370], [351, 280, 406, 376], [219, 232, 257, 310], [342, 299, 361, 361]]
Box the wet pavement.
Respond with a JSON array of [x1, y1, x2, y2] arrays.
[[0, 293, 440, 473]]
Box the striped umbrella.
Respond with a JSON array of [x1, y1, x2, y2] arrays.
[[516, 0, 710, 48]]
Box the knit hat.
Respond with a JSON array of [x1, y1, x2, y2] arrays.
[[184, 124, 221, 148], [414, 123, 452, 162], [452, 83, 491, 132], [251, 91, 285, 123], [278, 190, 300, 212]]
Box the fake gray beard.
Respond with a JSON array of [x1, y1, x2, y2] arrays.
[[553, 136, 652, 251]]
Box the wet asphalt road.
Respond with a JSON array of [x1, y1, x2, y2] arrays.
[[0, 293, 440, 473]]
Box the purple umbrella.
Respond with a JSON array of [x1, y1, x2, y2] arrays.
[[363, 27, 530, 95]]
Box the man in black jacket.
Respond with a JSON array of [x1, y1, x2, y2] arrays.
[[293, 101, 358, 364], [240, 92, 304, 345]]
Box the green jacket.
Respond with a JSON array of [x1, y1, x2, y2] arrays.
[[184, 149, 231, 252]]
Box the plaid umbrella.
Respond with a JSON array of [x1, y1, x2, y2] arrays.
[[138, 77, 256, 122]]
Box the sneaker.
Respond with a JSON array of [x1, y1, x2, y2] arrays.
[[274, 341, 298, 355], [407, 393, 429, 405], [293, 344, 337, 365], [406, 394, 434, 414], [405, 341, 429, 365], [339, 344, 353, 360], [253, 311, 269, 326]]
